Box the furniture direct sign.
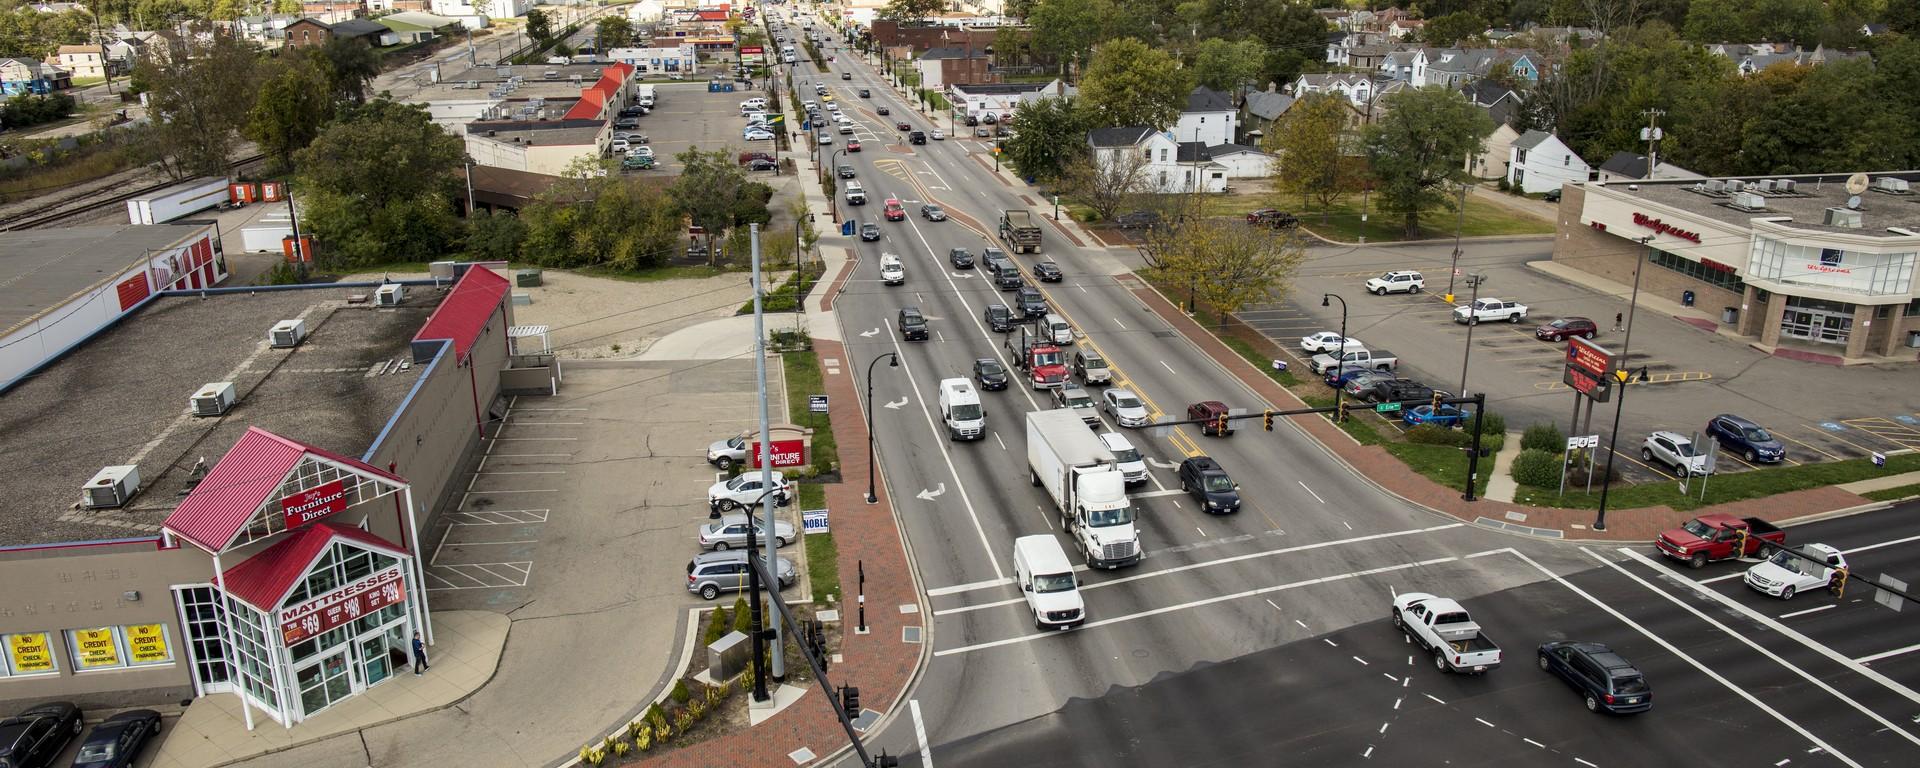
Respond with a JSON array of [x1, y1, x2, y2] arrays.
[[282, 479, 349, 529], [280, 568, 406, 645], [748, 438, 808, 469]]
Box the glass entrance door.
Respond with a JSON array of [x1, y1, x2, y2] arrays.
[[1781, 310, 1816, 340], [174, 586, 231, 695], [1781, 299, 1854, 345], [297, 650, 359, 717]]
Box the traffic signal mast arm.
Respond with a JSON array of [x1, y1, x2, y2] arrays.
[[1160, 393, 1488, 430]]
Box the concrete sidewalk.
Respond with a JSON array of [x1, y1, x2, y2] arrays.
[[638, 313, 804, 360], [1483, 431, 1525, 503], [1838, 470, 1920, 495]]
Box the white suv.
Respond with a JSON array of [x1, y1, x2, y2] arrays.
[[707, 472, 791, 511], [1642, 431, 1713, 477], [1098, 432, 1148, 484], [879, 253, 905, 285], [1365, 270, 1425, 295]]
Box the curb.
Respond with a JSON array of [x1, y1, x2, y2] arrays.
[[1301, 231, 1555, 248]]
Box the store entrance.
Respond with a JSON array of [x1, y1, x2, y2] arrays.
[[1780, 298, 1853, 345]]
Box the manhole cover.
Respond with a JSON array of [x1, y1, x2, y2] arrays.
[[902, 626, 923, 644]]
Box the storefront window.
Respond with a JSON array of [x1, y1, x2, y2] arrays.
[[1749, 237, 1915, 296], [1650, 249, 1745, 292], [226, 596, 280, 712], [3, 631, 58, 677], [60, 624, 175, 673]]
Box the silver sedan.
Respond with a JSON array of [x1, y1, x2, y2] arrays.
[[699, 513, 797, 550], [1101, 388, 1151, 428]]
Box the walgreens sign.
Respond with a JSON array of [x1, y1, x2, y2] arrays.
[[1632, 213, 1703, 244]]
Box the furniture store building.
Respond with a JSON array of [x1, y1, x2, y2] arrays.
[[1552, 172, 1920, 361]]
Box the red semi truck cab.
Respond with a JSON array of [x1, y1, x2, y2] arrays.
[[1006, 326, 1067, 389], [1655, 513, 1787, 569]]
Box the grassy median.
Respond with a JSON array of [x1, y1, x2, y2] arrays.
[[796, 483, 840, 601], [780, 349, 839, 475], [1513, 452, 1920, 511]]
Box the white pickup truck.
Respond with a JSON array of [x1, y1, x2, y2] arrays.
[[1392, 592, 1502, 674], [1452, 298, 1529, 324], [1308, 347, 1398, 375]]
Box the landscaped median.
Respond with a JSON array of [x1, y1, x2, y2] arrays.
[[1509, 449, 1920, 512]]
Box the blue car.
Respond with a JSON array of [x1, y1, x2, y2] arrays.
[[1404, 404, 1471, 427], [1705, 413, 1784, 463], [1324, 367, 1379, 388]]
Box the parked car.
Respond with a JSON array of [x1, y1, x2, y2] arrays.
[[1246, 208, 1293, 225], [1536, 316, 1599, 341], [621, 155, 655, 171], [973, 358, 1010, 390], [898, 306, 929, 341], [747, 158, 779, 171], [1300, 331, 1362, 353], [1326, 367, 1388, 390], [1403, 404, 1471, 427], [614, 117, 640, 130], [68, 708, 161, 768], [1642, 430, 1713, 477], [708, 472, 791, 511], [1188, 400, 1233, 436], [687, 550, 796, 600], [738, 151, 775, 165], [1101, 388, 1150, 427], [1453, 297, 1529, 324], [1364, 270, 1425, 295], [1342, 371, 1396, 399], [705, 433, 749, 470], [699, 513, 796, 550], [949, 248, 975, 268], [1178, 456, 1241, 514], [1537, 641, 1651, 714], [984, 303, 1015, 332], [975, 125, 993, 137], [1705, 413, 1785, 463], [1744, 543, 1846, 600], [1543, 188, 1563, 203], [0, 701, 83, 768], [860, 222, 881, 241], [744, 128, 776, 141], [920, 204, 947, 221], [1032, 262, 1062, 282]]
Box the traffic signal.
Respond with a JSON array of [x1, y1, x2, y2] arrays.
[[1263, 410, 1275, 431], [1335, 400, 1349, 423], [841, 685, 861, 715], [1216, 413, 1230, 434], [1831, 566, 1849, 598], [876, 751, 901, 768]]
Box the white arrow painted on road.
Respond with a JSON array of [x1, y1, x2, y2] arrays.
[[860, 327, 880, 338], [951, 272, 975, 278], [1146, 458, 1180, 470], [916, 483, 946, 501], [884, 396, 909, 410]]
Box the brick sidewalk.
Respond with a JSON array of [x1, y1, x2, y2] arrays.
[[1122, 276, 1880, 542]]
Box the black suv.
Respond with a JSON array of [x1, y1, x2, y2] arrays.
[[982, 248, 1013, 275], [838, 164, 857, 178], [1032, 261, 1063, 282], [859, 88, 871, 97], [1016, 285, 1048, 318], [1178, 456, 1241, 514], [1537, 641, 1652, 714], [898, 307, 929, 341], [949, 248, 975, 269], [909, 130, 927, 144], [984, 303, 1015, 332], [860, 222, 881, 241], [0, 701, 83, 768], [973, 358, 1009, 390], [1368, 378, 1439, 405]]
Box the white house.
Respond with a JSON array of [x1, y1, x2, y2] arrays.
[[1174, 86, 1237, 147], [1466, 123, 1519, 180], [1507, 130, 1590, 194], [1087, 126, 1227, 194], [1206, 144, 1274, 179], [431, 0, 532, 22], [607, 44, 697, 74], [1289, 73, 1373, 107], [949, 80, 1066, 121]]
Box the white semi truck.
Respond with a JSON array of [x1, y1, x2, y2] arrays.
[[1027, 409, 1141, 569]]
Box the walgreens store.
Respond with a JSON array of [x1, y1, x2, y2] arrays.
[[1552, 172, 1920, 362]]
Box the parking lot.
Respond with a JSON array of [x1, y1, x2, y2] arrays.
[[625, 79, 782, 175], [1248, 240, 1920, 483]]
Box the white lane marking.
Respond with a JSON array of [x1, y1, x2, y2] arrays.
[[926, 577, 1013, 597], [1474, 718, 1495, 728], [1113, 317, 1126, 330], [1841, 531, 1920, 554], [1577, 759, 1598, 768], [934, 555, 1459, 656], [885, 318, 1005, 579], [1778, 605, 1835, 619], [1619, 547, 1920, 711], [933, 597, 1026, 616], [1298, 481, 1326, 504], [1352, 656, 1368, 666], [1265, 599, 1281, 611], [1858, 643, 1920, 664], [1377, 722, 1388, 734], [994, 432, 1008, 451], [1130, 489, 1184, 498], [1160, 360, 1176, 374], [1539, 549, 1866, 766], [1424, 693, 1445, 705], [1699, 572, 1743, 584], [1393, 697, 1401, 710], [1523, 738, 1545, 749], [1196, 527, 1208, 538], [911, 699, 934, 768]]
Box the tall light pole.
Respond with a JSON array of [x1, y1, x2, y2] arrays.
[[748, 223, 786, 683], [1458, 273, 1486, 397], [1593, 366, 1649, 532], [1323, 293, 1349, 422], [1446, 179, 1467, 301], [865, 352, 899, 504]]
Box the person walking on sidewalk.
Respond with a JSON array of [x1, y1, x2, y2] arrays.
[[412, 632, 430, 675], [1613, 312, 1624, 332]]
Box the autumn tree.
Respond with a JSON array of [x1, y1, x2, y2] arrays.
[[1158, 219, 1308, 326], [669, 148, 758, 266], [1059, 147, 1149, 222], [1078, 38, 1190, 129], [135, 25, 265, 179], [519, 170, 685, 270], [1361, 87, 1492, 238], [1266, 93, 1352, 215]]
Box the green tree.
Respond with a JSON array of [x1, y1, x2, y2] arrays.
[[1890, 0, 1920, 34], [1361, 87, 1492, 238], [1028, 0, 1109, 75], [880, 0, 949, 21], [1003, 96, 1088, 182], [294, 99, 465, 266], [1158, 219, 1308, 328], [317, 37, 381, 103], [1078, 38, 1190, 129], [520, 170, 684, 270], [527, 8, 553, 41], [1683, 0, 1753, 42], [1227, 0, 1329, 89], [1266, 93, 1351, 214], [464, 210, 528, 263], [1190, 37, 1265, 95], [245, 55, 335, 171], [0, 8, 92, 59], [0, 92, 76, 127], [596, 15, 635, 48], [1424, 11, 1487, 47], [135, 25, 265, 179], [669, 148, 756, 266]]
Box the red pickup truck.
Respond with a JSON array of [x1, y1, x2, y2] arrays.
[[1655, 514, 1786, 569]]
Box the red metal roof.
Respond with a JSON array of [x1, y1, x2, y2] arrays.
[[221, 522, 410, 612], [562, 65, 636, 120], [163, 427, 406, 553], [412, 265, 509, 361]]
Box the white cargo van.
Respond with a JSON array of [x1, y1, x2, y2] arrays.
[[937, 378, 984, 440], [1014, 535, 1083, 630], [1043, 313, 1074, 345], [879, 253, 905, 285]]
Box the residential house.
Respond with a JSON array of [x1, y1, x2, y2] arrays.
[[1345, 44, 1401, 74], [0, 58, 70, 95], [298, 0, 367, 24], [949, 80, 1066, 122], [1466, 123, 1519, 180], [234, 14, 301, 45], [1289, 72, 1373, 108], [1326, 31, 1387, 66], [1087, 126, 1228, 194], [1862, 23, 1890, 37], [431, 0, 534, 22], [285, 17, 392, 49], [1459, 79, 1522, 128], [915, 46, 994, 90], [1593, 151, 1703, 183], [1240, 88, 1294, 142], [52, 44, 109, 79], [1506, 130, 1589, 194], [1206, 143, 1275, 179], [1176, 86, 1237, 147], [1387, 19, 1424, 41], [607, 44, 697, 75], [868, 20, 996, 53], [1378, 49, 1418, 82], [1416, 48, 1540, 89], [1729, 44, 1870, 75]]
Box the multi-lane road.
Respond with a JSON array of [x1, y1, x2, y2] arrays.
[[775, 14, 1920, 767]]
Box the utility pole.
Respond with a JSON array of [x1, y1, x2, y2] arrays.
[[1446, 180, 1466, 301], [750, 223, 786, 683], [1640, 108, 1665, 178], [1458, 273, 1486, 397]]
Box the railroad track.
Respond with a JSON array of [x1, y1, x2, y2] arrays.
[[0, 153, 267, 232]]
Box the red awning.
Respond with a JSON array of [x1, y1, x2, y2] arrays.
[[163, 427, 406, 553], [221, 522, 411, 612], [412, 265, 509, 361]]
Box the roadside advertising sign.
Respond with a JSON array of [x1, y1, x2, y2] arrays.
[[749, 438, 808, 469]]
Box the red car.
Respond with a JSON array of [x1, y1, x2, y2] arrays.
[[883, 198, 905, 221], [737, 151, 775, 165], [1535, 316, 1598, 341], [896, 120, 911, 131], [847, 139, 863, 152], [1188, 400, 1234, 436]]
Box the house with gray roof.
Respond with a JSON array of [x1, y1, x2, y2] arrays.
[[1087, 126, 1227, 193], [1240, 89, 1295, 141], [1176, 86, 1238, 146], [1506, 130, 1589, 194]]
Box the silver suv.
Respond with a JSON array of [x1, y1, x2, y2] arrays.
[[1642, 430, 1714, 477], [699, 513, 797, 550], [687, 550, 796, 600]]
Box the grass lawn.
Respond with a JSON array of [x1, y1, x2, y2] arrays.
[[1863, 483, 1920, 502], [1387, 442, 1494, 498], [781, 350, 840, 475], [577, 264, 732, 282], [797, 483, 840, 601], [1119, 192, 1551, 243], [1512, 453, 1920, 511]]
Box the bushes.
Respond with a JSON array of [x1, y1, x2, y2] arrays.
[[703, 605, 732, 645], [1511, 449, 1564, 488], [1475, 410, 1506, 439], [1405, 424, 1469, 446], [1522, 422, 1565, 453]]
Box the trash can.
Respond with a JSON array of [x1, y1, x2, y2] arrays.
[[1909, 330, 1920, 348], [1682, 290, 1696, 307], [1721, 307, 1738, 324]]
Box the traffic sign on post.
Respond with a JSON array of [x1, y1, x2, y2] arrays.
[[809, 394, 830, 413], [1375, 402, 1402, 413]]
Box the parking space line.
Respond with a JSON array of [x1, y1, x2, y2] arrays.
[[463, 488, 559, 494], [1858, 643, 1920, 664], [1809, 425, 1898, 456], [1768, 429, 1846, 461], [445, 509, 551, 525], [476, 470, 568, 475]]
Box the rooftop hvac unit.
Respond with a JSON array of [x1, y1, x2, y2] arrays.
[[1874, 177, 1911, 193], [1704, 179, 1726, 194], [269, 319, 307, 348], [1780, 179, 1797, 194], [1825, 207, 1864, 228], [375, 284, 405, 307], [1727, 180, 1746, 193], [1758, 179, 1776, 193], [82, 465, 141, 509], [1731, 191, 1767, 210], [191, 381, 236, 417]]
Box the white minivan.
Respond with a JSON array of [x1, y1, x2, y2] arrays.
[[1043, 313, 1074, 345], [1015, 535, 1084, 630], [879, 253, 905, 285], [937, 378, 984, 441]]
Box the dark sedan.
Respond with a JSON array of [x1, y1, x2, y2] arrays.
[[1535, 316, 1598, 341], [973, 358, 1010, 390], [0, 701, 83, 768], [877, 105, 890, 115], [949, 248, 975, 268], [896, 120, 912, 131], [747, 158, 780, 172], [920, 204, 947, 221], [1032, 262, 1063, 282], [859, 222, 882, 241], [70, 709, 162, 768]]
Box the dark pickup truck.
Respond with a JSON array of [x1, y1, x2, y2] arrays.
[[1655, 514, 1786, 569]]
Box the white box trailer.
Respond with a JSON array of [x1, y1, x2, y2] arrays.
[[127, 178, 227, 225], [1027, 409, 1141, 569]]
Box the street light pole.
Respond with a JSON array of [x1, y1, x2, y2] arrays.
[[865, 352, 899, 504], [1446, 180, 1466, 301], [1323, 293, 1349, 422], [1458, 273, 1485, 397], [1593, 367, 1648, 532]]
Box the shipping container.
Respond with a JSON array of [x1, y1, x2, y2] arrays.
[[126, 178, 227, 225]]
